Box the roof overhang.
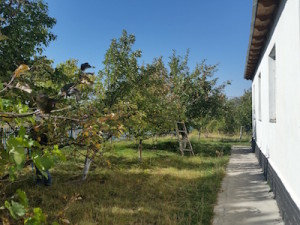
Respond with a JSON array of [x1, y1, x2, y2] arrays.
[[244, 0, 280, 80]]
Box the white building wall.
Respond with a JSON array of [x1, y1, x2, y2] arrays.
[[252, 0, 300, 208]]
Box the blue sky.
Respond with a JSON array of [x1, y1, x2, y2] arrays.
[[44, 0, 253, 97]]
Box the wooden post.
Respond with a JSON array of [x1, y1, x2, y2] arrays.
[[138, 139, 142, 162], [239, 126, 243, 140], [82, 157, 92, 181], [70, 127, 73, 139]]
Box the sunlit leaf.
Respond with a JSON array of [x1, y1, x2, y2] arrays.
[[7, 137, 26, 166], [52, 145, 66, 161], [95, 143, 101, 149], [13, 150, 24, 165], [25, 207, 47, 225], [5, 200, 26, 219], [14, 64, 30, 77]]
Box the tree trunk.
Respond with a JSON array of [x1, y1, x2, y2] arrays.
[[138, 139, 142, 162], [239, 126, 243, 140], [205, 129, 209, 138], [70, 127, 73, 139], [82, 156, 92, 181], [0, 128, 3, 149]]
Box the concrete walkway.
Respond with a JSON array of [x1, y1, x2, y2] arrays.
[[213, 146, 284, 225]]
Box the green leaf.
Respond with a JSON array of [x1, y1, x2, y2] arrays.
[[25, 207, 46, 225], [11, 201, 26, 217], [8, 166, 17, 181], [9, 143, 25, 166], [28, 140, 36, 147], [4, 201, 14, 219], [5, 200, 26, 219], [18, 126, 26, 138], [52, 145, 66, 161], [33, 207, 43, 214], [7, 135, 35, 167], [40, 157, 53, 170], [16, 189, 29, 208], [32, 153, 53, 179]]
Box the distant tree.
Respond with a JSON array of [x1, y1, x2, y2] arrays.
[[184, 61, 227, 123], [142, 57, 181, 136], [215, 89, 252, 135], [235, 89, 252, 132], [217, 100, 236, 134], [132, 58, 181, 160], [168, 51, 229, 136], [101, 32, 185, 160]]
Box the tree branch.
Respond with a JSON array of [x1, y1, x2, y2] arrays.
[[0, 75, 16, 94], [0, 110, 39, 118], [0, 107, 73, 119], [50, 106, 72, 113], [39, 114, 82, 122], [4, 82, 32, 94]]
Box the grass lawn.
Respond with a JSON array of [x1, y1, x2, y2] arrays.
[[4, 136, 250, 225]]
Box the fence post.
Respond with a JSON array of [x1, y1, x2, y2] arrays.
[[239, 126, 243, 140]]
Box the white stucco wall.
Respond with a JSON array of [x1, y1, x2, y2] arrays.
[[252, 0, 300, 208]]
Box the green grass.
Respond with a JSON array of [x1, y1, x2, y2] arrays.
[[4, 136, 250, 225]]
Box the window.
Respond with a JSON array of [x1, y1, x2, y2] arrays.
[[258, 73, 262, 121], [269, 45, 276, 122]]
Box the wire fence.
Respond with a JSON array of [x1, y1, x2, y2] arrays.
[[1, 127, 82, 150], [1, 127, 16, 149]]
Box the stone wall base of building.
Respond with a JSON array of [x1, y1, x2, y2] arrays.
[[252, 139, 300, 225]]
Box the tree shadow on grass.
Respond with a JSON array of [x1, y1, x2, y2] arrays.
[[127, 141, 179, 153], [127, 140, 232, 157], [103, 154, 218, 171], [191, 141, 231, 156]]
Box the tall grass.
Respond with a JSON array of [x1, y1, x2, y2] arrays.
[[3, 137, 250, 225]]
